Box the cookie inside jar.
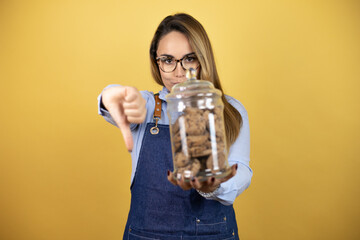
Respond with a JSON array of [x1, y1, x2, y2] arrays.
[[166, 68, 231, 182], [171, 106, 230, 181]]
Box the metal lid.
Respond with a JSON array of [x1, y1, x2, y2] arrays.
[[166, 68, 222, 100]]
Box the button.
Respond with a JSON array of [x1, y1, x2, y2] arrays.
[[196, 219, 200, 223], [224, 216, 227, 221]]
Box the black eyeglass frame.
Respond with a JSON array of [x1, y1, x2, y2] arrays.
[[156, 53, 200, 73]]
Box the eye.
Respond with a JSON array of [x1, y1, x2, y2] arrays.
[[161, 57, 174, 64], [184, 55, 197, 62]]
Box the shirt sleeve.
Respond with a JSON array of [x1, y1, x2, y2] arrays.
[[205, 96, 253, 205], [97, 84, 121, 127]]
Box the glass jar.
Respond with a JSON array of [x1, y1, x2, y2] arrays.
[[166, 69, 231, 182]]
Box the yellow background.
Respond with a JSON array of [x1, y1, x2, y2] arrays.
[[1, 0, 359, 239]]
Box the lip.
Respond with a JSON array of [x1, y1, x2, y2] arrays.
[[173, 80, 186, 85], [171, 82, 184, 88]]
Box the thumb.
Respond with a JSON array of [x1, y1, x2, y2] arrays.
[[107, 95, 134, 152], [117, 112, 133, 152]]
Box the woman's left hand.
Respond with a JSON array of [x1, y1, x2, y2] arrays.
[[167, 164, 238, 193]]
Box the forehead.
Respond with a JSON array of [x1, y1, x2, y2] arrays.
[[156, 31, 193, 58]]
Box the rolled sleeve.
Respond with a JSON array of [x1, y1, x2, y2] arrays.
[[206, 97, 253, 205]]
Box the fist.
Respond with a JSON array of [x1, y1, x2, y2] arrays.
[[102, 86, 147, 151]]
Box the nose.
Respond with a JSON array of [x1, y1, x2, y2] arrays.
[[174, 61, 186, 77]]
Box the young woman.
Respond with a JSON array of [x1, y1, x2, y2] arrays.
[[98, 13, 252, 240]]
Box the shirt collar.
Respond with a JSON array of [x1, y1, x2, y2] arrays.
[[158, 86, 170, 102]]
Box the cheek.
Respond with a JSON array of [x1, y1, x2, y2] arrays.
[[160, 71, 171, 84], [158, 72, 170, 89], [159, 71, 166, 81]]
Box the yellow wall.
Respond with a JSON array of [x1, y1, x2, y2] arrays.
[[1, 0, 359, 239]]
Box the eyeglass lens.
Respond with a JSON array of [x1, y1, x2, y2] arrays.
[[158, 55, 199, 73]]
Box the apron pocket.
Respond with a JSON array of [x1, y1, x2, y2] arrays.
[[195, 216, 228, 235], [128, 226, 180, 240], [192, 231, 235, 240]]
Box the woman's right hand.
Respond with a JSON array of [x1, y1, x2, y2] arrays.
[[101, 86, 147, 151]]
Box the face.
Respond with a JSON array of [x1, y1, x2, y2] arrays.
[[156, 31, 195, 91]]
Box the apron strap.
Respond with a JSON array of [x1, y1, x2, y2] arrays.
[[150, 93, 162, 135]]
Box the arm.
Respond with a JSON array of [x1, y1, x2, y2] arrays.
[[167, 97, 252, 205], [98, 84, 120, 127], [206, 101, 252, 205]]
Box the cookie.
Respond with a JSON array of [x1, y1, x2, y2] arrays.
[[171, 105, 227, 178], [206, 152, 226, 170], [174, 152, 190, 168]]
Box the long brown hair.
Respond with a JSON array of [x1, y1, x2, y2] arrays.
[[149, 13, 242, 146]]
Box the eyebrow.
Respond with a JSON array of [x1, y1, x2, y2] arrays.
[[158, 52, 196, 58]]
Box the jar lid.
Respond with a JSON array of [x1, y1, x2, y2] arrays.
[[166, 68, 222, 100]]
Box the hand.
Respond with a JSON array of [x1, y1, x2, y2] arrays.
[[167, 164, 238, 193], [101, 86, 146, 151]]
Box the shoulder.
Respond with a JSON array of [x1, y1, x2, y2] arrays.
[[225, 95, 248, 118], [140, 86, 168, 103]]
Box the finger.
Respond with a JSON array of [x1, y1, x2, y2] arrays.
[[167, 170, 178, 186], [115, 88, 135, 151], [119, 122, 133, 152], [190, 177, 202, 189], [122, 87, 147, 124], [123, 101, 143, 109], [198, 177, 219, 193], [177, 174, 192, 191], [127, 116, 146, 124], [124, 86, 139, 102], [115, 111, 133, 151], [101, 86, 135, 151], [107, 103, 133, 152], [123, 108, 145, 118], [125, 107, 147, 123], [207, 176, 215, 187]]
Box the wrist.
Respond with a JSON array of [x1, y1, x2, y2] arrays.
[[196, 185, 221, 198]]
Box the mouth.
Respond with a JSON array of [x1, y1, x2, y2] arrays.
[[173, 79, 187, 85], [171, 82, 185, 88]]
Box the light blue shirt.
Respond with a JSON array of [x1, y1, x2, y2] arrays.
[[98, 85, 252, 205]]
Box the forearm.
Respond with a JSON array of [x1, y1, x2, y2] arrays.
[[206, 162, 252, 205]]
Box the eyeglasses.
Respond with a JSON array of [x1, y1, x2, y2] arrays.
[[156, 53, 200, 73]]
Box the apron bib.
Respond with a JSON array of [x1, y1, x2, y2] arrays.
[[123, 95, 239, 240]]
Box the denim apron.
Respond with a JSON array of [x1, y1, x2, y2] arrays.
[[123, 98, 239, 240]]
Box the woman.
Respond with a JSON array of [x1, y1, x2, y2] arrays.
[[98, 13, 252, 240]]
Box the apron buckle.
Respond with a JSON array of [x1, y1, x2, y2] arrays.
[[150, 117, 160, 135]]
